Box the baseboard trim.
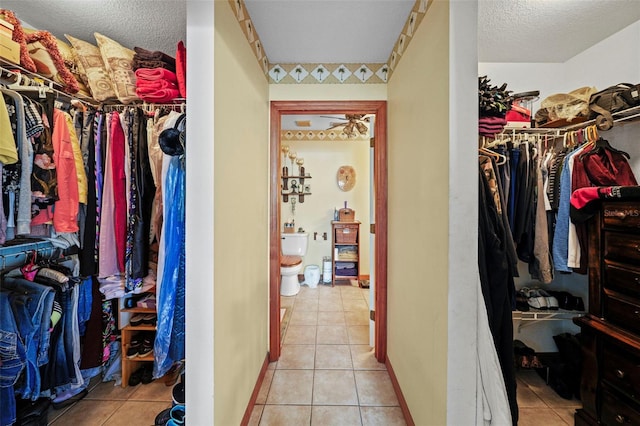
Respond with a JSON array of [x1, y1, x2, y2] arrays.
[[386, 357, 415, 426], [240, 354, 269, 426]]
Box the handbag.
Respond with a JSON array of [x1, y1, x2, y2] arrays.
[[589, 83, 640, 130]]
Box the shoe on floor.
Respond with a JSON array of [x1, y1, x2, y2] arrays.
[[164, 361, 184, 386], [155, 407, 172, 425], [170, 404, 185, 425], [51, 388, 88, 409], [129, 366, 145, 386], [142, 364, 154, 384]]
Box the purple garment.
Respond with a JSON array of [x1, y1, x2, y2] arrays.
[[94, 112, 103, 264]]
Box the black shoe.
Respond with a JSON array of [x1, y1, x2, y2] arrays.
[[129, 367, 145, 386], [142, 364, 154, 384], [127, 335, 144, 358], [130, 314, 145, 327], [138, 335, 154, 358], [142, 314, 157, 326], [172, 382, 185, 405], [154, 407, 172, 425]]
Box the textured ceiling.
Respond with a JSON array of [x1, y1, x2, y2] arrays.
[[2, 0, 186, 56], [244, 0, 415, 63], [478, 0, 640, 63], [2, 1, 639, 68]]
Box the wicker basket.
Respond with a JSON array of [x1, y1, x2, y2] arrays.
[[335, 227, 357, 244]]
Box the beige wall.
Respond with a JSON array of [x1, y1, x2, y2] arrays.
[[270, 84, 387, 101], [386, 1, 450, 424], [214, 2, 270, 424]]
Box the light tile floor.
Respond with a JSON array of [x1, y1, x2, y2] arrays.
[[48, 375, 173, 425], [250, 282, 407, 426], [47, 283, 576, 425], [516, 369, 582, 426]]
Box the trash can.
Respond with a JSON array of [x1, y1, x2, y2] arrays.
[[304, 265, 320, 288], [322, 256, 332, 284]]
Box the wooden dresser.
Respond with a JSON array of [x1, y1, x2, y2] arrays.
[[575, 201, 640, 425]]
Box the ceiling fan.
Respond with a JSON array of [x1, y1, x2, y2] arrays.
[[322, 114, 370, 137]]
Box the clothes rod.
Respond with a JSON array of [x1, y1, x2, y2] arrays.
[[0, 240, 59, 273]]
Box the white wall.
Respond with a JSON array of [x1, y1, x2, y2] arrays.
[[447, 0, 479, 424], [185, 1, 214, 423], [479, 20, 640, 115], [479, 18, 640, 353], [280, 139, 370, 277]]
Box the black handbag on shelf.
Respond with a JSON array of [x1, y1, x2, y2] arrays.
[[589, 83, 640, 130]]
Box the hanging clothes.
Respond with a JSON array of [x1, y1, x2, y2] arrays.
[[570, 138, 637, 272], [154, 118, 185, 379], [478, 165, 518, 425], [127, 108, 155, 287]]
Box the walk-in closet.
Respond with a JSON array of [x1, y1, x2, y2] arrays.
[[479, 15, 640, 425], [0, 3, 192, 424]]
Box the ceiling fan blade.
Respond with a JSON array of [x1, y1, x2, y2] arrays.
[[330, 121, 348, 126], [320, 115, 346, 120], [326, 124, 345, 130]]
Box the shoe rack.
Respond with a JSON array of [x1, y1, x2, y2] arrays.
[[331, 220, 361, 285], [120, 303, 157, 388]]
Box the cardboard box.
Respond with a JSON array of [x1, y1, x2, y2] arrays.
[[0, 36, 19, 64]]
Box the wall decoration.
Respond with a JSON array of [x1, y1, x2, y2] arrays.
[[337, 166, 356, 192], [289, 65, 309, 82], [280, 130, 368, 142], [333, 65, 352, 83], [311, 64, 330, 82]]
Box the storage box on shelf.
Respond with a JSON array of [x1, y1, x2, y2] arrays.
[[331, 220, 360, 285], [120, 302, 157, 388]]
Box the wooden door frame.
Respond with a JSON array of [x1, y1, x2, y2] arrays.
[[269, 100, 388, 362]]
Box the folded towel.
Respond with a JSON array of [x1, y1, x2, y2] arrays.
[[136, 79, 178, 90], [135, 68, 178, 83], [136, 84, 179, 95], [135, 88, 180, 103], [479, 116, 507, 125], [133, 59, 176, 72], [478, 124, 506, 132], [134, 46, 176, 66]]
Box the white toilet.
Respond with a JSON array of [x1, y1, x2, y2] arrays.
[[280, 232, 309, 296]]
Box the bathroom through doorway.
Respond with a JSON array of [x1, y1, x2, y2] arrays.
[[269, 101, 388, 363]]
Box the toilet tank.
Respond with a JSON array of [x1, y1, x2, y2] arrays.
[[281, 233, 308, 256]]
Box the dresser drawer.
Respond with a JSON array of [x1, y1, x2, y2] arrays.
[[603, 345, 640, 402], [605, 262, 640, 299], [604, 232, 640, 264], [604, 295, 640, 336], [604, 204, 640, 229], [601, 387, 640, 425]]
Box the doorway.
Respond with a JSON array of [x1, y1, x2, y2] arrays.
[[269, 101, 388, 362]]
